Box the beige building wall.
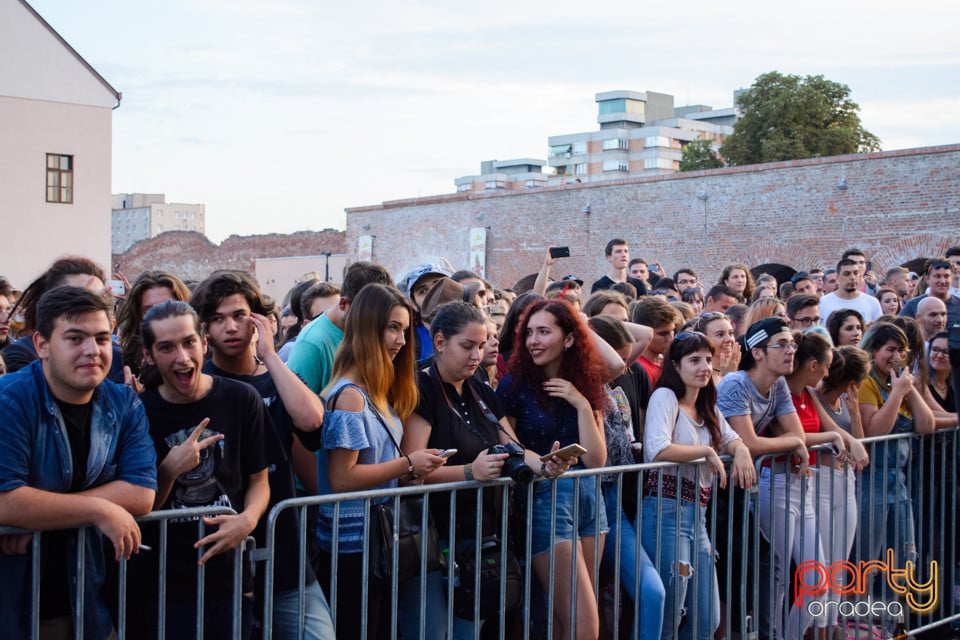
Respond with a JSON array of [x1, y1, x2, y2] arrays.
[[0, 0, 118, 288], [0, 97, 114, 288], [255, 255, 349, 305]]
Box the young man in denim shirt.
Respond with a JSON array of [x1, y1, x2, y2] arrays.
[[0, 287, 157, 639]]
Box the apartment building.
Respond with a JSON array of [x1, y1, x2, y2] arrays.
[[111, 193, 206, 252], [546, 90, 734, 183]]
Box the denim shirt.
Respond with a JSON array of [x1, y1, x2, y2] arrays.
[[0, 361, 158, 639]]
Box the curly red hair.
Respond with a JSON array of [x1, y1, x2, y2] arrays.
[[506, 298, 608, 411]]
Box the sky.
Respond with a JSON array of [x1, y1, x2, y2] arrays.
[[29, 0, 960, 243]]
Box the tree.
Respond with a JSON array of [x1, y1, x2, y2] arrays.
[[720, 71, 881, 166], [680, 138, 724, 171]]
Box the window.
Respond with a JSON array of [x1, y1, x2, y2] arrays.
[[644, 157, 675, 170], [603, 160, 628, 172], [574, 164, 587, 175], [602, 138, 629, 151], [46, 154, 73, 203], [550, 144, 573, 158], [645, 136, 671, 148], [572, 141, 587, 155]]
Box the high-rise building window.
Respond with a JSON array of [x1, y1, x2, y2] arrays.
[[46, 154, 73, 203], [602, 138, 629, 151], [574, 164, 587, 175]]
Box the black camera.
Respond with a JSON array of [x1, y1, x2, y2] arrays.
[[488, 442, 533, 484]]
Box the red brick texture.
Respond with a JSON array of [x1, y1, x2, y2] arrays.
[[113, 229, 346, 282], [346, 145, 960, 289]]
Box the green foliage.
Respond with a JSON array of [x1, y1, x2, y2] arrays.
[[680, 138, 724, 171], [720, 71, 881, 166]]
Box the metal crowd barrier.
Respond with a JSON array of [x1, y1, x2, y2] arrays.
[[4, 427, 960, 639], [0, 505, 246, 640]]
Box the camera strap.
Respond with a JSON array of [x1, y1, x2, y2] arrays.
[[429, 362, 499, 447]]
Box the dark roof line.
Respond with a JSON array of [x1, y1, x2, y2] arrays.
[[19, 0, 122, 105]]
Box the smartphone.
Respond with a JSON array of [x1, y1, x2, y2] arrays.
[[540, 443, 587, 463], [438, 448, 458, 459], [650, 264, 660, 273], [107, 279, 126, 296], [865, 260, 873, 273], [549, 246, 571, 259]]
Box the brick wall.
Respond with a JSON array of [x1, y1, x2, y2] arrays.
[[346, 145, 960, 288], [113, 229, 346, 283]]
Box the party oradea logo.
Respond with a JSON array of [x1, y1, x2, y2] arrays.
[[794, 549, 937, 621]]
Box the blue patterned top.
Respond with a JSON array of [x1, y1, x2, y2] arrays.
[[496, 374, 580, 456], [316, 378, 403, 553]]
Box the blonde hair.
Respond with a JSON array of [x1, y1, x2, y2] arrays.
[[744, 297, 785, 328], [325, 284, 418, 422]]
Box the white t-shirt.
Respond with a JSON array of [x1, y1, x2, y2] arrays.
[[819, 291, 883, 325], [643, 387, 740, 487]]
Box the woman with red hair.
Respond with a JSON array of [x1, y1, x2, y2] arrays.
[[496, 298, 608, 639]]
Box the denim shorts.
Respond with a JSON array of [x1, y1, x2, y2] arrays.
[[529, 475, 608, 557]]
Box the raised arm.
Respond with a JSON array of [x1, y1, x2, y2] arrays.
[[533, 247, 561, 296], [252, 313, 325, 431]]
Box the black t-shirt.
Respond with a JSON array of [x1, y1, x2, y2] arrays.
[[202, 360, 318, 592], [136, 376, 269, 600], [414, 366, 505, 538], [590, 275, 649, 296], [613, 362, 653, 443], [39, 399, 93, 619]]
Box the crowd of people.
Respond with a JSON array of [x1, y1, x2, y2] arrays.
[[0, 239, 957, 640]]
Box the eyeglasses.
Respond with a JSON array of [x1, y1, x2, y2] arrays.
[[930, 347, 949, 357], [792, 316, 821, 327], [765, 340, 798, 352], [929, 261, 952, 271]]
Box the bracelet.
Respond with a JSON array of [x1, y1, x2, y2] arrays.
[[404, 454, 416, 480], [540, 461, 549, 478], [464, 462, 473, 481]]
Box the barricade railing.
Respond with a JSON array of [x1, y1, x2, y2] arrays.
[[5, 427, 960, 639], [0, 505, 245, 640]]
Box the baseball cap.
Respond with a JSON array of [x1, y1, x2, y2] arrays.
[[399, 264, 451, 297], [745, 317, 790, 350]]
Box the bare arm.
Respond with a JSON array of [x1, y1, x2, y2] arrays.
[[290, 438, 319, 495], [905, 386, 936, 435], [586, 326, 628, 381], [401, 412, 513, 483], [328, 387, 443, 492], [252, 313, 325, 431], [532, 248, 561, 296], [726, 414, 807, 461], [79, 480, 155, 517], [622, 322, 653, 363], [808, 390, 868, 469], [541, 378, 606, 467], [0, 486, 142, 560]]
